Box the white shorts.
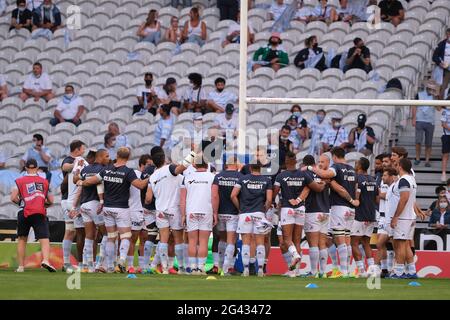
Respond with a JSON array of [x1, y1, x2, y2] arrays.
[[237, 212, 272, 235], [143, 209, 156, 226], [102, 207, 131, 228], [80, 200, 105, 226], [217, 214, 239, 232], [393, 219, 415, 240], [186, 212, 213, 232], [130, 210, 144, 231], [276, 222, 282, 236], [305, 212, 330, 234], [330, 205, 355, 234], [62, 200, 84, 229], [156, 210, 183, 231], [280, 207, 306, 226], [351, 220, 376, 237]]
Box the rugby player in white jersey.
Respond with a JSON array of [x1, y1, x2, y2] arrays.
[[76, 149, 110, 272], [180, 156, 216, 275], [126, 155, 153, 274], [60, 140, 86, 272], [231, 162, 273, 277], [274, 152, 325, 277], [145, 147, 196, 274], [77, 147, 149, 273], [212, 155, 243, 275], [374, 166, 397, 277], [307, 147, 359, 278], [303, 154, 331, 278], [390, 158, 418, 279], [351, 157, 378, 278]]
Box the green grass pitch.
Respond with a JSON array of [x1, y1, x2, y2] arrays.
[[1, 269, 450, 300]]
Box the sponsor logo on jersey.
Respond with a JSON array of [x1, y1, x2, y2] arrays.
[[26, 183, 36, 194]]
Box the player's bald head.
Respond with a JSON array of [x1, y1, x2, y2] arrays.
[[319, 154, 330, 169], [117, 147, 130, 160], [95, 149, 108, 160]]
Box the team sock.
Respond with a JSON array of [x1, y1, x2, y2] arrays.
[[175, 244, 185, 269], [256, 245, 265, 273], [328, 244, 338, 268], [212, 252, 219, 268], [358, 244, 365, 259], [381, 259, 388, 271], [83, 239, 94, 267], [337, 244, 349, 274], [346, 244, 352, 268], [119, 239, 130, 262], [367, 257, 374, 266], [218, 241, 227, 269], [151, 244, 161, 268], [319, 249, 328, 274], [241, 244, 250, 269], [309, 247, 319, 274], [105, 241, 115, 269], [143, 241, 154, 268], [63, 240, 72, 265], [406, 262, 416, 275], [394, 263, 405, 276], [168, 256, 174, 268], [159, 243, 169, 270], [282, 252, 292, 267], [183, 243, 189, 268], [198, 257, 206, 272], [356, 260, 365, 274], [223, 244, 235, 272], [138, 256, 146, 269], [189, 257, 197, 270], [387, 250, 394, 272], [288, 245, 300, 260], [127, 255, 134, 268], [98, 236, 107, 267]]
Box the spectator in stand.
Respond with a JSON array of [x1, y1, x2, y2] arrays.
[[345, 37, 372, 73], [19, 62, 54, 102], [165, 16, 182, 44], [134, 72, 158, 116], [10, 0, 32, 33], [0, 0, 6, 16], [189, 113, 207, 149], [207, 77, 237, 113], [0, 150, 6, 169], [183, 73, 207, 113], [321, 115, 348, 154], [441, 95, 450, 181], [99, 133, 117, 161], [378, 0, 404, 27], [295, 0, 313, 23], [332, 0, 354, 24], [26, 0, 43, 11], [182, 7, 207, 47], [20, 134, 52, 181], [32, 0, 62, 33], [217, 0, 239, 21], [49, 84, 85, 127], [107, 122, 130, 149], [213, 103, 238, 139], [156, 77, 182, 115], [286, 106, 308, 153], [279, 125, 294, 168], [432, 28, 450, 100], [222, 9, 255, 48], [268, 0, 287, 21], [0, 73, 7, 101], [252, 32, 288, 72], [427, 186, 447, 215], [171, 0, 191, 9], [310, 0, 337, 24], [137, 9, 161, 45], [429, 196, 450, 230], [294, 35, 327, 71], [154, 104, 176, 149], [308, 109, 329, 155], [412, 80, 440, 167], [347, 114, 376, 156]]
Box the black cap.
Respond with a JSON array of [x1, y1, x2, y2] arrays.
[[288, 115, 298, 121], [25, 158, 38, 169], [161, 104, 171, 115], [357, 113, 367, 122], [165, 77, 176, 85], [150, 146, 164, 157], [225, 103, 234, 114]]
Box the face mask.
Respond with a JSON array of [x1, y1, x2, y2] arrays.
[[216, 88, 224, 93], [65, 94, 74, 100], [440, 202, 447, 209], [357, 121, 365, 129], [32, 143, 37, 148], [313, 43, 318, 49], [334, 121, 341, 128], [44, 5, 52, 9], [194, 121, 202, 129], [145, 80, 152, 86], [317, 114, 325, 122], [293, 111, 302, 118], [270, 41, 278, 46], [18, 7, 26, 12], [110, 141, 116, 147], [280, 136, 288, 141], [289, 125, 296, 130]]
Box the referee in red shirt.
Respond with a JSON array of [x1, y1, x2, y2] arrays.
[[11, 159, 56, 273]]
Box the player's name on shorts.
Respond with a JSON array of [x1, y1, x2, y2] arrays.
[[103, 176, 124, 183]]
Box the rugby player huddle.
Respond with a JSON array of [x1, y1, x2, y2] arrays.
[[59, 140, 421, 279]]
